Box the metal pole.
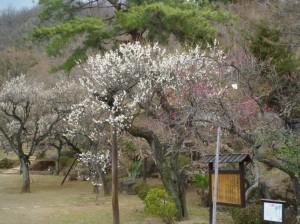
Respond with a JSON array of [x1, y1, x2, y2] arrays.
[[212, 127, 221, 224]]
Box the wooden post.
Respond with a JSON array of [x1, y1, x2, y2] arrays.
[[111, 120, 120, 224], [209, 162, 213, 224], [61, 157, 77, 186]]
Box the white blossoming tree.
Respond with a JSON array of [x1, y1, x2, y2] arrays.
[[78, 42, 227, 220], [0, 75, 73, 193], [77, 150, 111, 202], [63, 97, 112, 196]]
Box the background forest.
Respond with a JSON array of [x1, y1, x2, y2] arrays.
[[0, 0, 300, 223]]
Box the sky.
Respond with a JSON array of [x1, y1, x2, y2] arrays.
[[0, 0, 38, 11]]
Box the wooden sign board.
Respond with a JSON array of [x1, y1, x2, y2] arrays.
[[211, 171, 242, 206]]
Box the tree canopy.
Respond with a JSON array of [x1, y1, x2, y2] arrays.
[[30, 0, 232, 72]]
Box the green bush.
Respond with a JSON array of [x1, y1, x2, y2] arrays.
[[127, 161, 142, 179], [137, 183, 151, 200], [193, 173, 209, 207], [132, 182, 166, 201], [144, 187, 177, 224], [230, 204, 263, 224], [132, 182, 148, 195], [192, 173, 209, 190], [0, 158, 19, 169]]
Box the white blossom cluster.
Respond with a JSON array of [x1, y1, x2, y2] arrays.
[[77, 150, 111, 186], [0, 75, 77, 154], [78, 42, 227, 130], [64, 98, 106, 142]]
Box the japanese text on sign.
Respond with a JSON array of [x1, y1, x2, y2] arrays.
[[211, 173, 241, 205], [263, 202, 283, 222]]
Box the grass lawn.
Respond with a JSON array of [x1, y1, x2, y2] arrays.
[[0, 173, 233, 224]]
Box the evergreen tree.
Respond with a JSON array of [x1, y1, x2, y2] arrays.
[[30, 0, 232, 72]]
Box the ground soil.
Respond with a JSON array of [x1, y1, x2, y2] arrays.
[[0, 169, 233, 224]]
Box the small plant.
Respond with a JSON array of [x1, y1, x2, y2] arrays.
[[127, 160, 142, 180], [192, 173, 209, 190], [144, 187, 177, 224], [193, 173, 209, 207], [132, 182, 148, 195], [137, 183, 151, 200], [135, 183, 165, 200], [230, 204, 263, 224]]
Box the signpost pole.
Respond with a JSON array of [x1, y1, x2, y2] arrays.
[[209, 162, 213, 224], [212, 127, 221, 224]]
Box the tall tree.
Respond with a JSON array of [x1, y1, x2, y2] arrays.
[[77, 42, 227, 220], [64, 96, 112, 196], [30, 0, 232, 72], [0, 76, 73, 192]]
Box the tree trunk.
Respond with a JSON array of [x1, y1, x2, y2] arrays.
[[245, 160, 259, 200], [128, 125, 188, 220], [160, 170, 188, 219], [100, 171, 110, 196], [291, 175, 300, 224], [55, 149, 61, 175], [159, 152, 188, 220], [128, 126, 188, 220], [20, 156, 31, 193]]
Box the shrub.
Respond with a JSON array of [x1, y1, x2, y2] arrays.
[[193, 173, 209, 207], [144, 187, 177, 224], [0, 158, 19, 169], [230, 204, 263, 224], [137, 183, 151, 200], [192, 173, 209, 190], [132, 182, 148, 195], [127, 161, 142, 179]]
